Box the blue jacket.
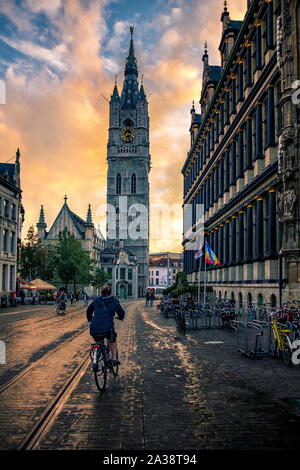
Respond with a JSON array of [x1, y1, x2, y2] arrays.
[[86, 295, 125, 334]]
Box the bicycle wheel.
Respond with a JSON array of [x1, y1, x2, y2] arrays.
[[281, 334, 293, 367], [110, 353, 119, 378], [94, 350, 107, 393]]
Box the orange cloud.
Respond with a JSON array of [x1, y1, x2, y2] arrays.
[[0, 0, 246, 253]]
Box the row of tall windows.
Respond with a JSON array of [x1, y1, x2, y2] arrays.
[[116, 173, 136, 195], [1, 230, 16, 253], [1, 264, 15, 291], [0, 198, 17, 220], [184, 80, 281, 199]]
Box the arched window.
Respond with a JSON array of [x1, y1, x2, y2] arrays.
[[247, 292, 252, 306], [257, 293, 263, 305], [116, 174, 121, 195], [131, 173, 136, 194], [270, 294, 277, 307], [238, 292, 243, 307]]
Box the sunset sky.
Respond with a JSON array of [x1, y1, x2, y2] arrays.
[[0, 0, 246, 252]]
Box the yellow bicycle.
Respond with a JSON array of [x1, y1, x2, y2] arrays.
[[270, 314, 293, 367]]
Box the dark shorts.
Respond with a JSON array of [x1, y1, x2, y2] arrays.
[[92, 330, 117, 344]]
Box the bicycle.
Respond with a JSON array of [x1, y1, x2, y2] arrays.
[[90, 333, 119, 394], [270, 313, 293, 367]]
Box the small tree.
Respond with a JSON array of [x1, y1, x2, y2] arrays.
[[20, 226, 40, 280], [51, 228, 94, 290], [92, 267, 109, 294]]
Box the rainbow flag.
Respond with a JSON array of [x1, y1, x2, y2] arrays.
[[205, 240, 221, 267], [194, 247, 203, 259]]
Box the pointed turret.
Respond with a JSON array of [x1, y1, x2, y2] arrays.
[[86, 204, 93, 226], [110, 75, 120, 103], [219, 0, 242, 67], [138, 75, 147, 101], [221, 0, 230, 31], [190, 100, 196, 121], [121, 26, 139, 109], [37, 205, 47, 240], [37, 205, 46, 227], [13, 147, 21, 187], [202, 41, 209, 71]]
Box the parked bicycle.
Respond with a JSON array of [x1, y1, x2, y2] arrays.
[[270, 312, 293, 367]]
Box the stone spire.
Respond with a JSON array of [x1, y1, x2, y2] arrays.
[[190, 100, 196, 122], [110, 75, 120, 103], [125, 26, 138, 77], [36, 205, 47, 241], [14, 147, 20, 187], [138, 75, 147, 101], [221, 0, 230, 30], [37, 205, 47, 228], [121, 26, 139, 109], [86, 204, 93, 226], [202, 41, 209, 70]]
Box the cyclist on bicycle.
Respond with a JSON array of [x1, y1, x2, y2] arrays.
[[86, 285, 125, 365], [57, 288, 67, 312]]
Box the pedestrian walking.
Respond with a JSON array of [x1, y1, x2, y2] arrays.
[[150, 291, 154, 307], [83, 293, 88, 306], [9, 291, 16, 307], [69, 293, 74, 305], [145, 291, 150, 307], [20, 290, 25, 305]]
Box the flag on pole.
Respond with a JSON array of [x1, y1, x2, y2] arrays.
[[205, 240, 222, 266], [194, 247, 203, 259]]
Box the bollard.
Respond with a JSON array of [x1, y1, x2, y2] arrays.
[[0, 340, 6, 364]]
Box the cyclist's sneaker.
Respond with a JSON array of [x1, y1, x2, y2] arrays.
[[93, 364, 98, 372], [112, 359, 121, 366]]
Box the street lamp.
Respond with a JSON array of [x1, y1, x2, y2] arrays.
[[279, 248, 283, 308]]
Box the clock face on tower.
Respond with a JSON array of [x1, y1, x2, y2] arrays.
[[121, 120, 134, 142]]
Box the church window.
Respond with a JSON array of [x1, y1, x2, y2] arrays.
[[120, 268, 126, 280], [131, 173, 136, 194], [116, 207, 120, 229], [128, 269, 132, 280], [116, 174, 121, 194]]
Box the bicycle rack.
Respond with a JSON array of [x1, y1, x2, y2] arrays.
[[175, 308, 224, 330], [232, 320, 272, 358]]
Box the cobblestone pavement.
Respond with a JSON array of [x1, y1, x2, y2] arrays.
[[0, 300, 300, 450]]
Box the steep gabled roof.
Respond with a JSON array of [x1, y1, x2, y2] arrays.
[[46, 203, 85, 240]]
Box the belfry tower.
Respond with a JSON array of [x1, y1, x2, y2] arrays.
[[106, 27, 150, 298]]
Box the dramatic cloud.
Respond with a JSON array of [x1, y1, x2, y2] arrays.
[[0, 0, 246, 252]]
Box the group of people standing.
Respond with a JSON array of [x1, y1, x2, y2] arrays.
[[145, 290, 155, 307]]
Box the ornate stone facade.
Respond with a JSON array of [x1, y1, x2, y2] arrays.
[[0, 149, 24, 298], [277, 0, 300, 301], [182, 0, 300, 306]]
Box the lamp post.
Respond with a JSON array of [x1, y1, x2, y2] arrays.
[[279, 248, 283, 308]]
